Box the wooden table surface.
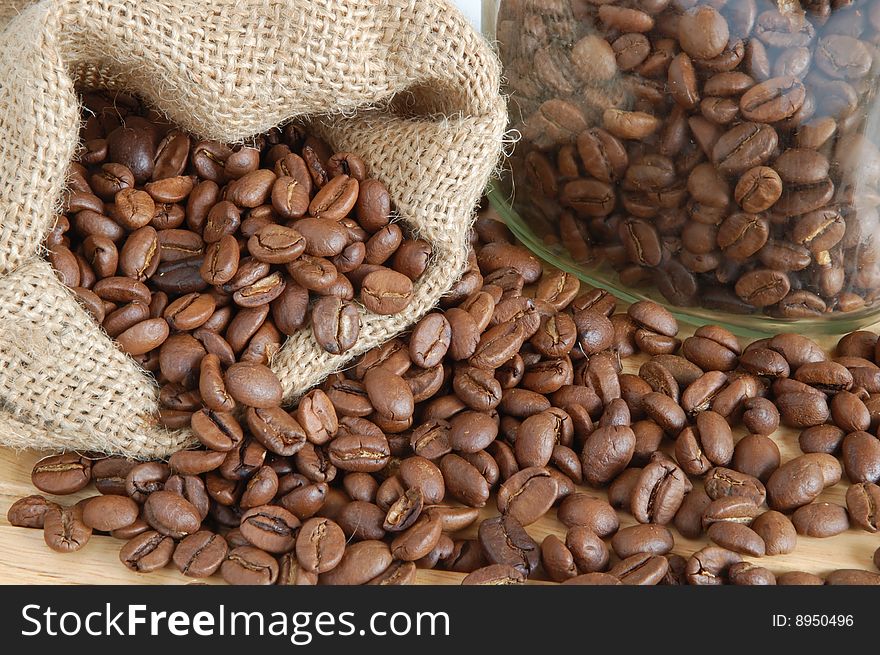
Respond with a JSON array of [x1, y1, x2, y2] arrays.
[[2, 314, 880, 585]]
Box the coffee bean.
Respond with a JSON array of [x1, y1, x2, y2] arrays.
[[846, 482, 880, 533], [713, 122, 778, 176], [679, 5, 729, 59], [581, 425, 636, 486], [173, 530, 228, 577], [540, 535, 577, 583], [221, 545, 279, 585], [631, 458, 688, 525], [361, 269, 413, 315], [735, 166, 782, 213], [319, 540, 392, 585], [295, 517, 346, 573], [707, 522, 765, 556], [729, 561, 776, 586], [119, 531, 174, 572], [740, 76, 806, 122], [81, 495, 139, 532], [7, 495, 56, 529], [32, 453, 91, 495], [478, 514, 539, 576], [224, 363, 283, 408], [792, 502, 850, 538], [611, 524, 674, 559], [685, 546, 742, 585], [841, 431, 880, 484], [440, 454, 490, 508], [750, 510, 797, 556], [705, 467, 766, 505], [239, 504, 300, 553], [608, 553, 668, 586], [767, 456, 826, 511], [43, 504, 92, 553], [497, 467, 557, 526], [557, 494, 619, 537], [143, 490, 201, 539]]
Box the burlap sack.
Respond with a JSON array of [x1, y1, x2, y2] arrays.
[[0, 0, 507, 459]]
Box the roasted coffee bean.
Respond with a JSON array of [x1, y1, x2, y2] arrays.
[[707, 522, 765, 556], [423, 506, 479, 534], [224, 363, 283, 408], [32, 454, 91, 495], [320, 540, 393, 585], [190, 409, 242, 452], [705, 467, 766, 505], [825, 569, 880, 586], [685, 546, 742, 586], [478, 514, 539, 576], [729, 561, 776, 586], [741, 397, 779, 436], [581, 425, 636, 487], [611, 524, 674, 559], [312, 296, 360, 355], [382, 487, 423, 533], [767, 456, 825, 511], [565, 525, 609, 574], [672, 489, 710, 541], [750, 510, 797, 556], [607, 553, 667, 586], [143, 490, 201, 539], [540, 535, 577, 582], [799, 424, 845, 455], [792, 502, 850, 538], [81, 495, 139, 532], [390, 514, 442, 561], [776, 571, 825, 586], [116, 317, 170, 355], [713, 122, 778, 176], [440, 454, 490, 508], [328, 432, 391, 473], [735, 166, 782, 213], [731, 434, 780, 483], [556, 494, 619, 537], [240, 505, 300, 553], [221, 545, 279, 585], [497, 467, 557, 526], [741, 76, 805, 122], [841, 431, 880, 484], [125, 462, 170, 503], [7, 495, 56, 529], [119, 531, 174, 572], [701, 497, 762, 530], [846, 483, 880, 533], [675, 411, 734, 476], [173, 531, 228, 577], [43, 505, 92, 553], [361, 269, 413, 315], [641, 392, 686, 435], [295, 517, 346, 574], [631, 459, 688, 525], [776, 392, 830, 428]]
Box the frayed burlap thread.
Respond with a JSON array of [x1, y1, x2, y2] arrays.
[[0, 0, 507, 458]]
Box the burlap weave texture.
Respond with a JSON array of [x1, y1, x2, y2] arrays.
[[0, 0, 506, 458]]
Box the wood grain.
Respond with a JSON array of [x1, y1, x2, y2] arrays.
[[2, 321, 879, 585]]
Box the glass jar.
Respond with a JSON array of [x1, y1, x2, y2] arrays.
[[486, 0, 880, 335]]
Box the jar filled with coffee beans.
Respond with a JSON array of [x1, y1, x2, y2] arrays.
[[488, 0, 880, 332]]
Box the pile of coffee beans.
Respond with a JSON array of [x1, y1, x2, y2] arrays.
[[9, 195, 880, 583], [499, 0, 880, 317], [49, 90, 428, 390]]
